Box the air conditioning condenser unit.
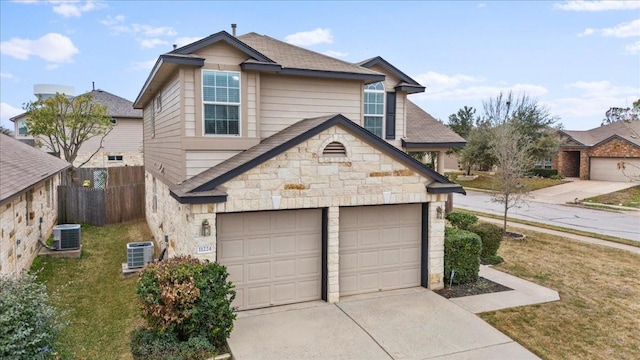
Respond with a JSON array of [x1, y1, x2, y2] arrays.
[[127, 241, 154, 269], [53, 224, 81, 250]]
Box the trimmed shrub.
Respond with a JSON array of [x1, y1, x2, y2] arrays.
[[136, 256, 236, 349], [550, 174, 564, 180], [130, 328, 217, 360], [445, 211, 478, 230], [469, 222, 503, 260], [527, 168, 558, 178], [444, 228, 482, 285], [482, 255, 504, 265], [0, 273, 66, 359]]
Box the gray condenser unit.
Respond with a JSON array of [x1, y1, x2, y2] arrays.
[[127, 241, 154, 268], [53, 224, 81, 250]]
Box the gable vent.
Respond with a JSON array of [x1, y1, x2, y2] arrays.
[[323, 141, 346, 156]]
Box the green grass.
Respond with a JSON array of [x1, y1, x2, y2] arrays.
[[30, 221, 152, 359], [446, 171, 566, 192], [584, 185, 640, 208]]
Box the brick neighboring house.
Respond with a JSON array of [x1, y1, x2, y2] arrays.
[[134, 30, 466, 311], [11, 89, 143, 168], [555, 121, 640, 182], [0, 134, 71, 277]]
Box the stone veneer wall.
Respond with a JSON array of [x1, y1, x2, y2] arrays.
[[146, 126, 448, 303], [0, 175, 61, 277], [74, 152, 144, 168]]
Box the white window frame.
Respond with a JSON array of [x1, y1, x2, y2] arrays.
[[150, 99, 156, 138], [363, 81, 385, 138], [534, 157, 553, 169], [107, 155, 124, 162], [17, 120, 29, 136], [202, 70, 241, 137]]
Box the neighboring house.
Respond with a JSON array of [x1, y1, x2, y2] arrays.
[[556, 121, 640, 182], [10, 89, 143, 168], [0, 134, 71, 277], [134, 30, 465, 310]]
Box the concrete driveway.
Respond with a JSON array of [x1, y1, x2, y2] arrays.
[[527, 179, 637, 205], [227, 289, 539, 360]]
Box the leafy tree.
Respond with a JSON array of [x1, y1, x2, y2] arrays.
[[457, 121, 496, 175], [24, 93, 113, 167], [447, 106, 476, 139]]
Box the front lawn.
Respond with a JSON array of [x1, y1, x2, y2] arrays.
[[481, 229, 640, 359], [447, 172, 565, 191], [583, 185, 640, 208], [30, 221, 151, 359]]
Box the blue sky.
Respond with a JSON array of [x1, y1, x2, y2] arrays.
[[1, 0, 638, 131]]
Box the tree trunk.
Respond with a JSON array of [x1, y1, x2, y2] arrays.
[[466, 165, 471, 176], [503, 194, 509, 234]]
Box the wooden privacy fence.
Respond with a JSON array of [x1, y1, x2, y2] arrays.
[[58, 166, 145, 226]]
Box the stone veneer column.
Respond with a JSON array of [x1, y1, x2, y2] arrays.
[[427, 200, 445, 290], [327, 206, 340, 303]]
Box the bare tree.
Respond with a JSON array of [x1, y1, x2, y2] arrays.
[[0, 126, 13, 136], [490, 123, 532, 233], [601, 99, 640, 182]]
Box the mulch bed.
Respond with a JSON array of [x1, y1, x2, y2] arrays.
[[435, 277, 513, 299]]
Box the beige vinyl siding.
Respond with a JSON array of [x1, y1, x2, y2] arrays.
[[185, 150, 242, 178], [184, 68, 196, 137], [80, 118, 142, 153], [260, 75, 362, 138], [193, 42, 250, 66], [144, 72, 183, 185]]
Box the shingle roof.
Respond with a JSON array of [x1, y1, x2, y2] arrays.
[[562, 121, 640, 147], [403, 100, 467, 147], [237, 32, 383, 77], [83, 90, 142, 118], [0, 134, 71, 203], [170, 114, 464, 203]]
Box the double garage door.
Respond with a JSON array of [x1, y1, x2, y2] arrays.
[[591, 158, 640, 182], [217, 204, 422, 310]]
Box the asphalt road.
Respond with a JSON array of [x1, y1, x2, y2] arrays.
[[453, 191, 640, 242]]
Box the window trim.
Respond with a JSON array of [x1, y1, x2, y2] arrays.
[[17, 120, 28, 136], [201, 70, 241, 137], [107, 155, 124, 162], [150, 98, 156, 138], [363, 81, 385, 138]]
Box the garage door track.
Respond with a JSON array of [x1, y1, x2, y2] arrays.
[[227, 289, 538, 359]]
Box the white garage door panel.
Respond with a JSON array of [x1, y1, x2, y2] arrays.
[[339, 204, 422, 297], [218, 209, 322, 310], [591, 158, 640, 182]]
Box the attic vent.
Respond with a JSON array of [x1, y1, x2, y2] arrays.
[[323, 141, 346, 156]]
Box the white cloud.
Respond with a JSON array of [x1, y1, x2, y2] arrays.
[[413, 71, 483, 93], [0, 72, 14, 79], [554, 1, 640, 11], [579, 19, 640, 38], [1, 102, 24, 129], [139, 38, 169, 49], [545, 81, 640, 124], [625, 40, 640, 54], [100, 14, 125, 26], [51, 1, 102, 17], [0, 33, 79, 62], [129, 59, 157, 71], [174, 36, 205, 48], [131, 24, 176, 37], [323, 50, 348, 58], [285, 28, 333, 46]]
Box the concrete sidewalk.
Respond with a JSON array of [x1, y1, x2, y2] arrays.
[[527, 179, 637, 205]]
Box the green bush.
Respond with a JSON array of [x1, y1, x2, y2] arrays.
[[130, 328, 217, 360], [482, 255, 504, 265], [550, 174, 564, 180], [445, 211, 478, 230], [444, 228, 482, 285], [135, 256, 236, 349], [469, 222, 503, 260], [527, 168, 558, 178], [0, 273, 66, 359]]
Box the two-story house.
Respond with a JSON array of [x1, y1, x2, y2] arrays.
[[134, 30, 465, 310], [11, 87, 143, 168]]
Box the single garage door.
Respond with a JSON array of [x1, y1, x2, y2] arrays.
[[217, 209, 322, 310], [591, 158, 640, 182], [339, 204, 422, 297]]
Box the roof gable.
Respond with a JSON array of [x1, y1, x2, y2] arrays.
[[170, 114, 464, 203], [171, 31, 274, 63], [0, 134, 71, 203], [561, 121, 640, 148], [403, 100, 466, 148], [357, 56, 425, 93]]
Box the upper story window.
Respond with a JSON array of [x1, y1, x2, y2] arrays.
[[203, 70, 240, 136], [17, 120, 28, 136], [364, 82, 384, 138]]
